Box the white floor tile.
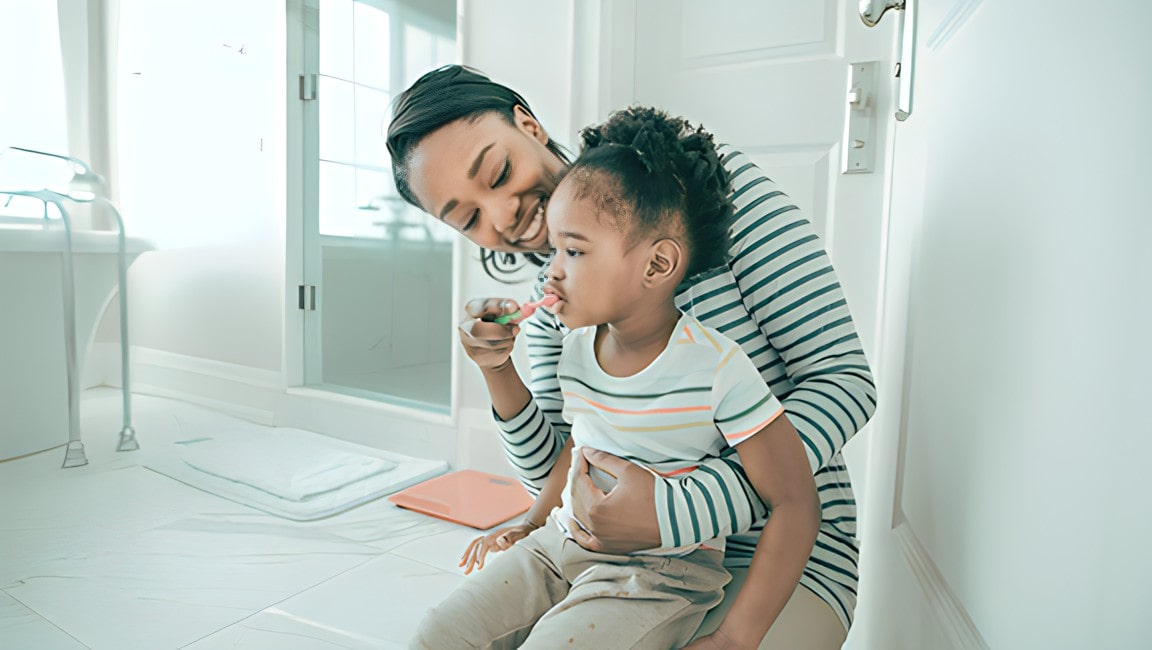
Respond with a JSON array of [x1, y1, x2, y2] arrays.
[[295, 499, 460, 554], [0, 591, 86, 650], [0, 464, 253, 586], [6, 512, 383, 649], [186, 554, 462, 649], [388, 523, 499, 576], [0, 389, 474, 650]]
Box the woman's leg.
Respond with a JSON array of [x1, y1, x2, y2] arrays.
[[693, 568, 848, 649], [409, 525, 570, 649], [520, 544, 730, 650]]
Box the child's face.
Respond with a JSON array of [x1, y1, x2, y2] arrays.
[[541, 177, 651, 330]]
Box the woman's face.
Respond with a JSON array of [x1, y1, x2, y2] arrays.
[[405, 106, 567, 253]]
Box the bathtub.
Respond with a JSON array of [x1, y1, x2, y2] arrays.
[[0, 224, 153, 461]]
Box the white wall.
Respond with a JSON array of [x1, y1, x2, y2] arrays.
[[113, 0, 286, 373], [854, 2, 1152, 648]]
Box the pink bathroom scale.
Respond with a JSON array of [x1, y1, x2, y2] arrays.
[[388, 469, 535, 530]]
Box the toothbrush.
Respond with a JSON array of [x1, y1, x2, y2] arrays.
[[492, 294, 560, 325]]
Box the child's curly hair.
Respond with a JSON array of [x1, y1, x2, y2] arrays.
[[566, 106, 734, 280]]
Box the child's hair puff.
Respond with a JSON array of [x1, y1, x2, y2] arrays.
[[567, 106, 734, 279]]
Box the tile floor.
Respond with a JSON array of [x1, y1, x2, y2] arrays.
[[0, 389, 497, 649]]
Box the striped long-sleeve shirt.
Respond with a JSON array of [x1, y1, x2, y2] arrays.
[[494, 146, 877, 630], [553, 313, 786, 556]]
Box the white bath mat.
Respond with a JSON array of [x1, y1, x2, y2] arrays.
[[143, 426, 447, 521]]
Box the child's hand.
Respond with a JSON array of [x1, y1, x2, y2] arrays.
[[458, 522, 538, 575]]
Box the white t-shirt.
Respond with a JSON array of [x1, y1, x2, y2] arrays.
[[553, 312, 784, 556]]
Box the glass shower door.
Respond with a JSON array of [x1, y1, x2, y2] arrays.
[[304, 0, 458, 412]]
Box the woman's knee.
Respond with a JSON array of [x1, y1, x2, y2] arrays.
[[693, 573, 846, 649]]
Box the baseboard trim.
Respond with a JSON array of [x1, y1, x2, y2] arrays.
[[105, 346, 282, 425], [130, 346, 282, 388], [895, 520, 989, 649], [94, 346, 459, 463], [131, 382, 277, 425]]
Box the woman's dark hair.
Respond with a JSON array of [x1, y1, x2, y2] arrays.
[[386, 65, 570, 277], [568, 106, 733, 280]]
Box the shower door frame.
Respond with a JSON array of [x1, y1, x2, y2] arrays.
[[283, 0, 463, 427]]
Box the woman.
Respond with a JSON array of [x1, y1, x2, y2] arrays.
[[387, 65, 875, 649]]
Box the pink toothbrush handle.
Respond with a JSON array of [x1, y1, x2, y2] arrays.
[[491, 295, 558, 325]]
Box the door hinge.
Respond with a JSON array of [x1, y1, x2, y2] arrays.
[[298, 73, 318, 101], [298, 284, 317, 310]]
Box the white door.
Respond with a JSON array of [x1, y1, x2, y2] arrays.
[[606, 0, 897, 361], [603, 1, 899, 645], [862, 1, 1152, 648]]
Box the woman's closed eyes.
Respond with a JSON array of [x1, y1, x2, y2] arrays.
[[460, 159, 512, 231], [462, 209, 479, 232], [492, 158, 510, 188]]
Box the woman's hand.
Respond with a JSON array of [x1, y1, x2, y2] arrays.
[[459, 522, 539, 575], [566, 447, 662, 554], [458, 298, 522, 372]]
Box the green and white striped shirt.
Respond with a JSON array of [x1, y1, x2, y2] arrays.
[[495, 146, 876, 630]]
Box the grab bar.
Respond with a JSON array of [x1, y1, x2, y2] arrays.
[[1, 147, 140, 467]]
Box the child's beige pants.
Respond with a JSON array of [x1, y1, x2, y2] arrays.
[[410, 519, 729, 649]]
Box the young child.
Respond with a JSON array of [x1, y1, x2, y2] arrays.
[[412, 107, 820, 650]]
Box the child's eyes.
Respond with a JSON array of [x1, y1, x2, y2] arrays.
[[565, 248, 583, 257]]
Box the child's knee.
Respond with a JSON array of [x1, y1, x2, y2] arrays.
[[409, 609, 465, 649]]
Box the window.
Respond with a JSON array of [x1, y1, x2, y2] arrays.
[[0, 0, 70, 217], [317, 0, 456, 243], [0, 2, 68, 155]]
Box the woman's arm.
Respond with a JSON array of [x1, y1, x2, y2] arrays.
[[688, 416, 820, 648], [493, 295, 570, 490], [721, 146, 878, 472], [459, 298, 534, 420], [462, 292, 568, 492], [565, 448, 765, 554]]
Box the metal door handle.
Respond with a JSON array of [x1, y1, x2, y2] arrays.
[[858, 0, 917, 121], [859, 0, 905, 27]]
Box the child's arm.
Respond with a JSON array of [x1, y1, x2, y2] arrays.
[[689, 414, 820, 648], [459, 436, 574, 574], [522, 434, 575, 528]]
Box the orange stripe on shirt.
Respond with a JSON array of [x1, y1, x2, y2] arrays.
[[562, 391, 712, 415], [681, 325, 696, 343], [722, 406, 786, 442]]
